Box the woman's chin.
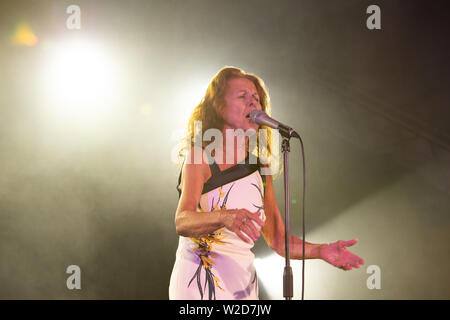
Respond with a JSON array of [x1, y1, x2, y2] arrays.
[[249, 124, 259, 133]]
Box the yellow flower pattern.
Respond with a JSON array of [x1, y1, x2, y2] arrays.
[[188, 185, 234, 299]]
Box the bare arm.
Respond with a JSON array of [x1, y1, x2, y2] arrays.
[[261, 173, 364, 270], [174, 147, 264, 241], [261, 174, 322, 259], [174, 147, 222, 238]]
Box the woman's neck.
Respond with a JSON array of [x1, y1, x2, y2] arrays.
[[213, 129, 249, 166]]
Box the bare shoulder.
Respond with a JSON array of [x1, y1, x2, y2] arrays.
[[258, 163, 272, 181], [262, 173, 276, 203], [176, 146, 211, 212], [179, 146, 211, 190], [263, 172, 273, 187]]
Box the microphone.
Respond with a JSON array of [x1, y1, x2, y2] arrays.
[[247, 110, 300, 139]]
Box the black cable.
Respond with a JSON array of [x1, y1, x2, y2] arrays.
[[298, 136, 306, 300]]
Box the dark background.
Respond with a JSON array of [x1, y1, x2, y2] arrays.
[[0, 0, 449, 299]]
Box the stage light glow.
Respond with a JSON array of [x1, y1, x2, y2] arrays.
[[254, 254, 289, 299], [139, 102, 152, 117], [41, 38, 122, 127], [173, 79, 210, 127], [169, 78, 210, 164], [254, 253, 323, 300], [11, 22, 38, 46]]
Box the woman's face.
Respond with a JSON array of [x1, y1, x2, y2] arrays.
[[222, 77, 262, 132]]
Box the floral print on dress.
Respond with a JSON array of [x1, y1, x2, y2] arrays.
[[188, 184, 235, 300], [251, 178, 264, 212]]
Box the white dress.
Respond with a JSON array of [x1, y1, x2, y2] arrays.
[[169, 154, 266, 300]]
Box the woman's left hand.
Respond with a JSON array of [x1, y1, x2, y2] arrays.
[[319, 239, 364, 271]]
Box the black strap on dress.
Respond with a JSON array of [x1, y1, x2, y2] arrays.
[[176, 152, 267, 199]]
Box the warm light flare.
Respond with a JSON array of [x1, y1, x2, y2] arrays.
[[41, 38, 122, 126], [11, 22, 38, 46]]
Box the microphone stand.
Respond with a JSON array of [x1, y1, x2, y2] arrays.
[[282, 137, 293, 300], [248, 110, 302, 299]]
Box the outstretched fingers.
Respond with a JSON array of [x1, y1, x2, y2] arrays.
[[342, 238, 358, 248], [341, 251, 365, 271]]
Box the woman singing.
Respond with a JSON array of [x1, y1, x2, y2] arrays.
[[169, 66, 364, 300]]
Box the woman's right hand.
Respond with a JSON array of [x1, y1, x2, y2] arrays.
[[220, 209, 265, 243]]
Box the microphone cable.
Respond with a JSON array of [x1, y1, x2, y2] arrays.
[[298, 135, 306, 300]]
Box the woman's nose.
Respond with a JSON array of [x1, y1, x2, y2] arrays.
[[247, 96, 257, 106]]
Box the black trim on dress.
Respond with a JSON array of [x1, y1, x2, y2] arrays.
[[176, 152, 266, 199]]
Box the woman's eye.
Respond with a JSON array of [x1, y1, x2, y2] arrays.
[[238, 94, 259, 102]]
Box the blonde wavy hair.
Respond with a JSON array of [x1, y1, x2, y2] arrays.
[[177, 66, 281, 177]]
